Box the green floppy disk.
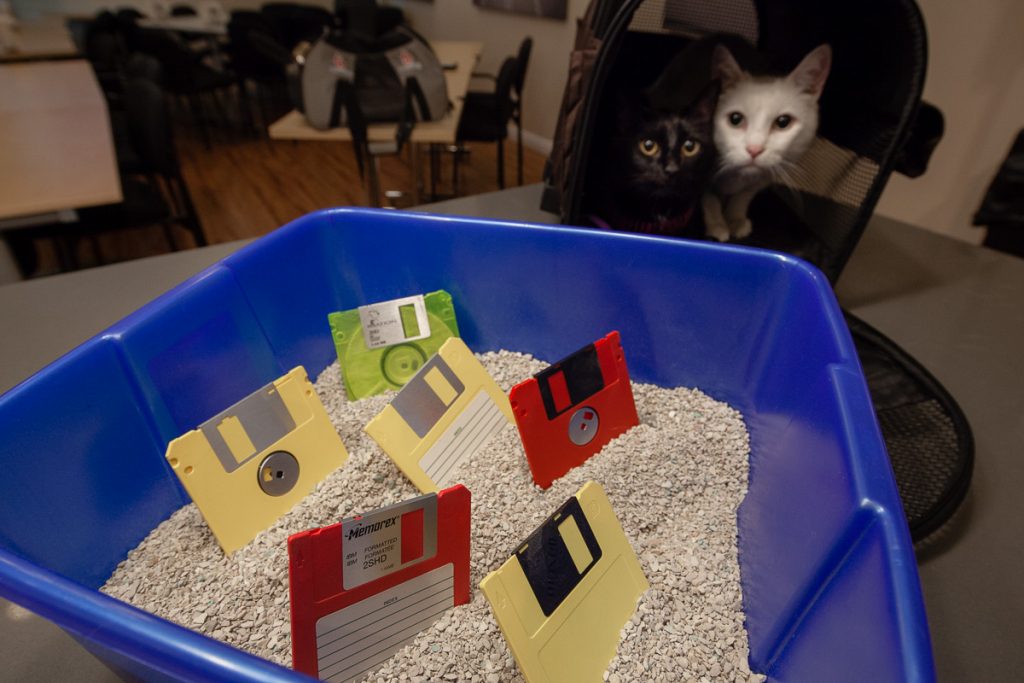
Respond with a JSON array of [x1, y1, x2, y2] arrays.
[[329, 290, 460, 400]]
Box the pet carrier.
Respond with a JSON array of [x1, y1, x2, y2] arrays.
[[542, 0, 943, 282], [541, 0, 968, 542]]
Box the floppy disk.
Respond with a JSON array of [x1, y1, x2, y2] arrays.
[[329, 290, 460, 400], [165, 367, 349, 555], [364, 337, 514, 493], [289, 485, 471, 682], [480, 482, 648, 683], [509, 332, 639, 489]]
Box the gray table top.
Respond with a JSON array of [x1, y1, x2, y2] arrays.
[[1, 185, 1021, 682]]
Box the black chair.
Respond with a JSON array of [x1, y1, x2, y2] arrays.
[[132, 27, 238, 147], [334, 0, 404, 37], [511, 37, 532, 186], [260, 3, 334, 50], [91, 76, 206, 257], [111, 54, 165, 174], [226, 11, 291, 132], [455, 55, 520, 190], [124, 51, 164, 82], [99, 76, 207, 256], [85, 11, 128, 97], [5, 77, 207, 276]]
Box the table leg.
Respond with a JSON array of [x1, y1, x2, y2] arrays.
[[409, 143, 421, 206], [208, 37, 225, 70], [430, 144, 439, 202], [366, 153, 382, 208]]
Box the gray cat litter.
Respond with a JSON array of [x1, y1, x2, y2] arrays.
[[102, 351, 764, 683]]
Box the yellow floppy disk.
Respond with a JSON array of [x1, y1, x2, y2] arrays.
[[480, 482, 649, 683], [166, 366, 349, 555], [364, 337, 514, 494]]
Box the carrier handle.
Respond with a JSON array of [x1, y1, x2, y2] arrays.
[[404, 76, 432, 123], [329, 77, 422, 175], [894, 101, 944, 179], [329, 79, 368, 177]]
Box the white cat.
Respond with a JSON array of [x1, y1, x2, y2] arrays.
[[703, 44, 831, 242]]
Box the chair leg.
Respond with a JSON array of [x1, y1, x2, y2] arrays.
[[173, 178, 208, 247], [88, 234, 103, 265], [190, 93, 212, 150], [497, 139, 505, 190], [258, 83, 271, 135], [238, 78, 255, 136], [517, 119, 524, 186], [162, 221, 178, 252], [4, 233, 38, 277], [430, 144, 439, 202], [210, 90, 231, 140], [452, 144, 459, 196], [54, 236, 80, 272]]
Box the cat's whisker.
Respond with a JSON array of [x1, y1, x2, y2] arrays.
[[771, 161, 805, 214]]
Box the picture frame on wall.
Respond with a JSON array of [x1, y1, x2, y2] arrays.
[[474, 0, 567, 21]]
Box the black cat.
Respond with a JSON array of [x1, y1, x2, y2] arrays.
[[588, 81, 720, 238]]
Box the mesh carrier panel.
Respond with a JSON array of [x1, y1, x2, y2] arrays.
[[561, 0, 968, 540], [846, 312, 974, 542], [569, 0, 927, 283]]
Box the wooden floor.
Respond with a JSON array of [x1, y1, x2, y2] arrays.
[[32, 116, 548, 273]]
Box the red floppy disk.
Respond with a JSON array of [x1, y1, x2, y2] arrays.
[[288, 485, 470, 682], [509, 332, 639, 489]]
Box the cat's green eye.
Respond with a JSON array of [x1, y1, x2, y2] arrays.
[[774, 114, 793, 129], [682, 139, 700, 157], [728, 112, 745, 127], [639, 139, 659, 156]]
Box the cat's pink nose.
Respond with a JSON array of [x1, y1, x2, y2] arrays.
[[746, 145, 765, 159]]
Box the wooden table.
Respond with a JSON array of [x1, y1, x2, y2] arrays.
[[268, 41, 483, 207], [0, 60, 121, 220], [0, 15, 79, 63]]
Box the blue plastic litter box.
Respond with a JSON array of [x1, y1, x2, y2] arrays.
[[0, 209, 934, 683]]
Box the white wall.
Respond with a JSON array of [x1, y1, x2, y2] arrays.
[[394, 0, 589, 144], [873, 0, 1024, 244]]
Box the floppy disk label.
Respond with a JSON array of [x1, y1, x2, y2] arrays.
[[418, 390, 507, 488], [364, 337, 515, 493], [358, 295, 431, 349], [341, 495, 439, 590], [316, 563, 455, 683]]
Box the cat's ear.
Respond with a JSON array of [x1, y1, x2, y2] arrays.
[[790, 44, 832, 100], [611, 87, 646, 130], [711, 45, 744, 89], [687, 79, 721, 123]]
